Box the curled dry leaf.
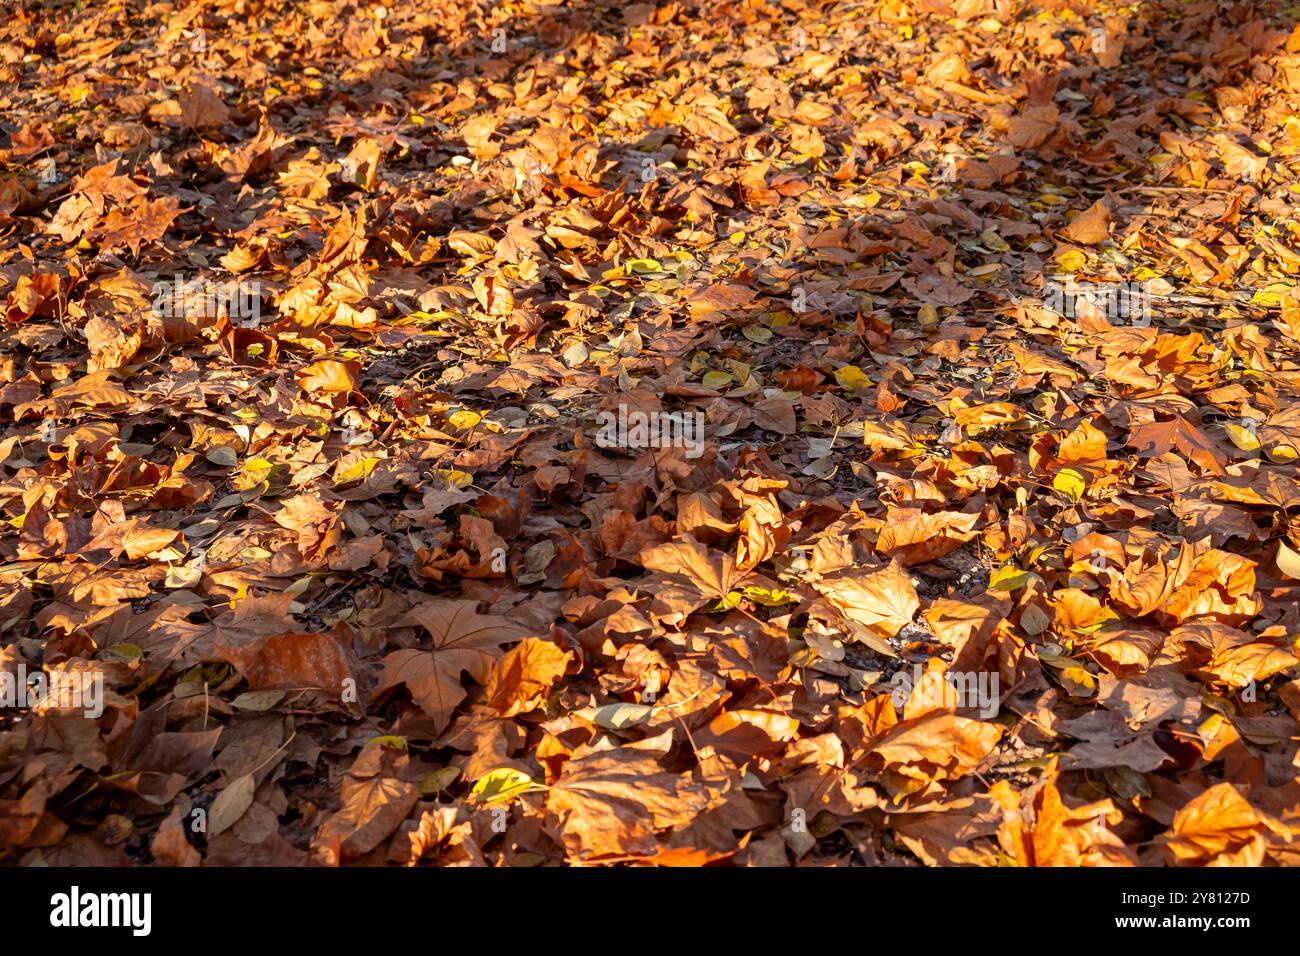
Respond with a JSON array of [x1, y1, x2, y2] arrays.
[[484, 637, 573, 718]]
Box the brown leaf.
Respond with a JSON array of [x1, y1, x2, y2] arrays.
[[296, 359, 360, 395], [312, 740, 420, 863], [208, 774, 256, 838], [150, 805, 201, 867], [814, 560, 921, 638], [1161, 783, 1272, 866], [179, 84, 230, 130], [1058, 200, 1111, 245], [375, 601, 531, 734], [484, 637, 572, 718], [545, 732, 710, 859], [216, 624, 358, 698]]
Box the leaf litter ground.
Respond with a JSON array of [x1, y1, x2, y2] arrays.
[[3, 0, 1300, 866]]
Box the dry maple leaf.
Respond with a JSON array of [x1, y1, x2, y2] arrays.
[[1128, 414, 1228, 475], [639, 534, 738, 604], [814, 560, 921, 639], [93, 195, 182, 258], [874, 509, 980, 564], [79, 517, 178, 562], [687, 282, 759, 322], [901, 271, 976, 306], [296, 358, 360, 395], [544, 731, 711, 860], [402, 807, 485, 867], [376, 601, 531, 734], [695, 708, 800, 763], [312, 740, 420, 864], [179, 83, 230, 130], [866, 709, 1003, 787], [1175, 622, 1300, 688], [272, 494, 343, 564], [1007, 104, 1060, 149]]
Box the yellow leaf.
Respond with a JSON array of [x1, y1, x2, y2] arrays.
[[726, 359, 752, 384], [1059, 666, 1098, 697], [419, 766, 461, 795], [1251, 286, 1292, 307], [470, 768, 537, 804], [741, 586, 800, 606], [1052, 467, 1087, 501], [715, 591, 744, 611], [988, 565, 1031, 592], [833, 365, 873, 391], [334, 456, 381, 484], [981, 228, 1010, 251], [434, 469, 474, 489], [1055, 249, 1088, 272], [1224, 423, 1260, 451], [447, 409, 482, 430], [702, 370, 734, 389]]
